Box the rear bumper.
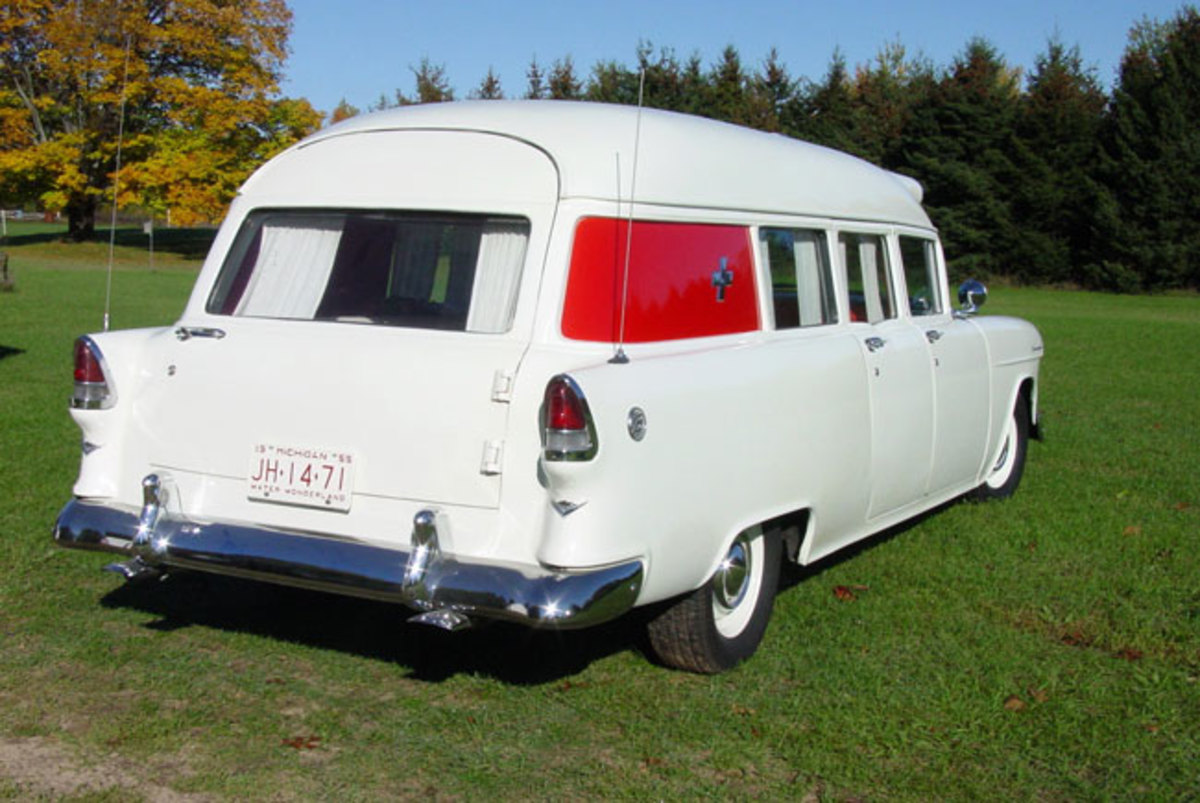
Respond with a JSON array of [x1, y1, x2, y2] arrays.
[[53, 474, 643, 630]]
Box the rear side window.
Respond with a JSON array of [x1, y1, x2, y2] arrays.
[[898, 236, 943, 316], [759, 228, 837, 329], [562, 218, 758, 343], [207, 211, 530, 333], [839, 232, 894, 324]]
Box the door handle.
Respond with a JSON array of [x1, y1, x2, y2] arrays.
[[865, 336, 886, 352], [925, 329, 943, 343], [175, 326, 226, 341]]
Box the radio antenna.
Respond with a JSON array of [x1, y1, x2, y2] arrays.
[[609, 68, 645, 365], [103, 34, 132, 332]]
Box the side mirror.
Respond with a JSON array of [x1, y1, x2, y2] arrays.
[[957, 279, 988, 316]]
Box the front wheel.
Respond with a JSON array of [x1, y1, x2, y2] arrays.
[[969, 397, 1030, 501], [646, 525, 781, 673]]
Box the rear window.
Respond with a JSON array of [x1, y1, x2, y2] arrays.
[[206, 210, 530, 333]]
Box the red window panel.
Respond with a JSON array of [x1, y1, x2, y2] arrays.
[[562, 218, 758, 343]]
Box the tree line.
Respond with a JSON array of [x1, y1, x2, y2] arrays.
[[3, 2, 1198, 291], [0, 0, 320, 238], [338, 7, 1200, 292]]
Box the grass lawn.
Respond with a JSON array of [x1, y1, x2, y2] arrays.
[[0, 227, 1197, 799]]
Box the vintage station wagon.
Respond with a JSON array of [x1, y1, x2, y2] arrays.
[[56, 101, 1043, 673]]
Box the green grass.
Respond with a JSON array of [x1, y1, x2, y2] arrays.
[[1, 235, 1197, 799]]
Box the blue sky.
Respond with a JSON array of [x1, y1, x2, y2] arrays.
[[282, 0, 1187, 116]]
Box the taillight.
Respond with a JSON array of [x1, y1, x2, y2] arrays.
[[542, 375, 597, 461], [71, 336, 115, 410]]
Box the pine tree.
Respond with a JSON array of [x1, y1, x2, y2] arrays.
[[472, 67, 504, 100], [1092, 7, 1200, 290], [751, 48, 795, 133], [901, 38, 1022, 280], [585, 60, 639, 105], [851, 42, 934, 168], [1010, 39, 1107, 284], [524, 58, 546, 99], [548, 57, 583, 100], [792, 50, 859, 155], [706, 45, 753, 125], [411, 58, 454, 104]]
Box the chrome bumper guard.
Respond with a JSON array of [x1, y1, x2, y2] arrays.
[[54, 474, 644, 630]]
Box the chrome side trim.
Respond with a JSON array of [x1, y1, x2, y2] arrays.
[[53, 490, 643, 631]]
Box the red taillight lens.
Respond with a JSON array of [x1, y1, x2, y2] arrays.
[[74, 338, 105, 383], [546, 378, 587, 431], [71, 336, 115, 410], [542, 375, 597, 461]]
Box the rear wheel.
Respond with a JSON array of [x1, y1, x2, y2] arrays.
[[646, 525, 781, 674], [969, 397, 1029, 501]]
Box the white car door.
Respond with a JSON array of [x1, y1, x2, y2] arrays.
[[840, 231, 935, 519], [897, 235, 990, 494]]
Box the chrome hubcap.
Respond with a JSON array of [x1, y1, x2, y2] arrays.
[[713, 534, 751, 611]]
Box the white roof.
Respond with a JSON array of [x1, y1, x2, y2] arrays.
[[285, 101, 932, 229]]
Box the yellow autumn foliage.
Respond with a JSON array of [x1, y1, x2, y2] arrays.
[[0, 0, 320, 237]]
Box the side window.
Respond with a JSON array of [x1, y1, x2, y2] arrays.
[[899, 236, 943, 316], [562, 218, 758, 343], [839, 232, 894, 324], [759, 228, 837, 329]]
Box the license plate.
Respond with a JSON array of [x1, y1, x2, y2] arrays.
[[247, 444, 355, 511]]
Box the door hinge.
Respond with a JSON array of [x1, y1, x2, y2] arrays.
[[480, 440, 504, 475], [491, 370, 514, 403]]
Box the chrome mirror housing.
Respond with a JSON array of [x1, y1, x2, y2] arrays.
[[957, 279, 988, 316]]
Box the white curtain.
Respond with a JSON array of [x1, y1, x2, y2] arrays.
[[391, 224, 440, 301], [859, 237, 885, 324], [466, 222, 529, 333], [793, 231, 825, 327], [236, 221, 343, 318]]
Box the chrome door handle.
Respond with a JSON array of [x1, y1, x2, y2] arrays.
[[865, 336, 886, 352], [175, 326, 226, 341], [925, 329, 943, 343]]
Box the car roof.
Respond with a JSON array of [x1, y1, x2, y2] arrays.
[[283, 100, 933, 229]]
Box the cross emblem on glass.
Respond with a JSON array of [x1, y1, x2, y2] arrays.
[[711, 257, 734, 302]]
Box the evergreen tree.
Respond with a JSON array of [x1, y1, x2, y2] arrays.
[[751, 48, 795, 132], [1092, 7, 1200, 290], [1010, 39, 1107, 284], [411, 58, 454, 104], [902, 38, 1022, 280], [524, 58, 546, 99], [792, 50, 859, 156], [585, 59, 640, 105], [548, 57, 583, 100], [635, 43, 686, 112], [706, 45, 755, 125], [471, 67, 504, 100], [851, 42, 934, 168]]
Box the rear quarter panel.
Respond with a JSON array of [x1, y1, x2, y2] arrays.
[[532, 329, 871, 605]]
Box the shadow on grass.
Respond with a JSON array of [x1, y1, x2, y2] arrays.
[[776, 498, 960, 593], [96, 498, 965, 684], [100, 571, 651, 685], [0, 345, 25, 361], [3, 226, 216, 259]]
